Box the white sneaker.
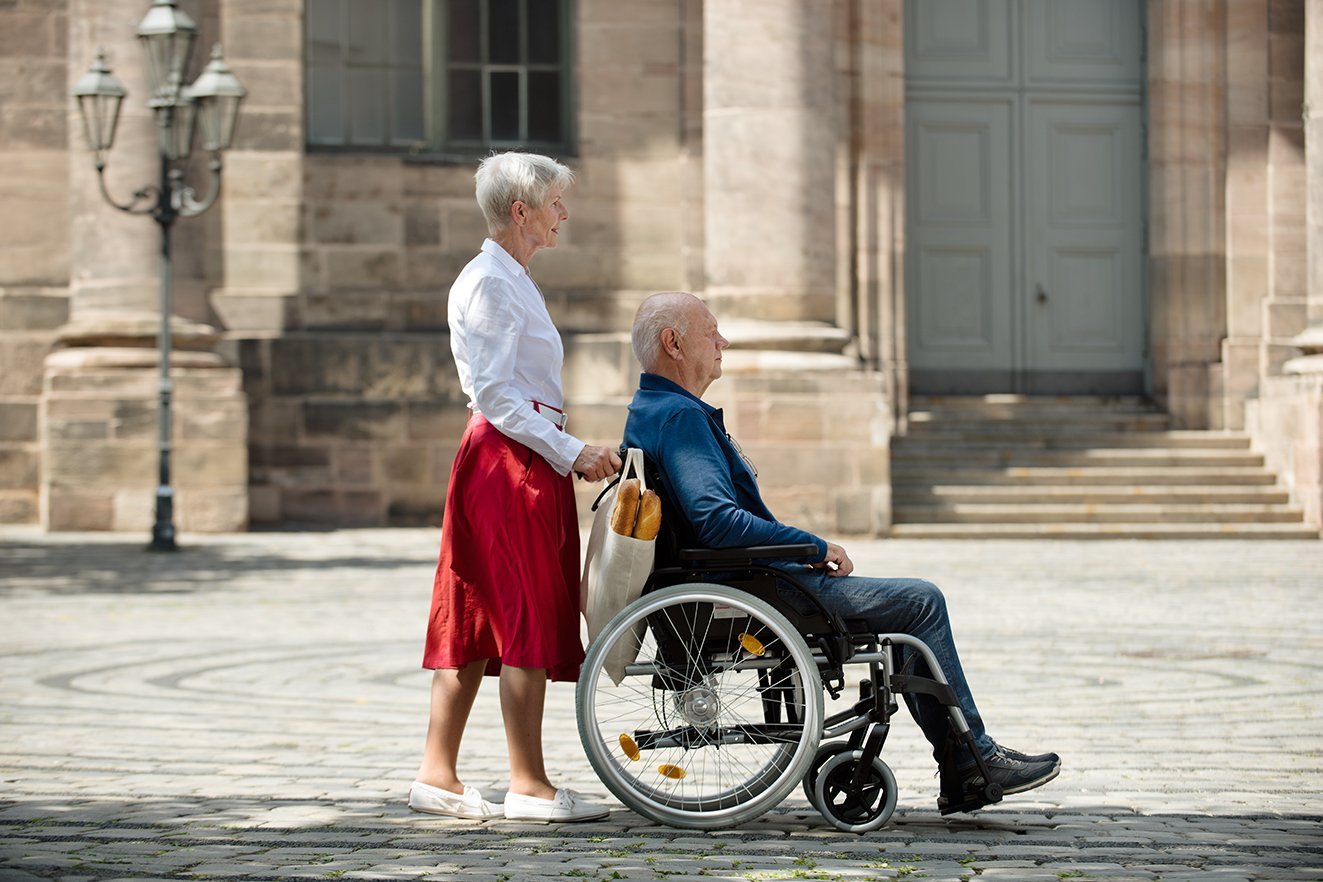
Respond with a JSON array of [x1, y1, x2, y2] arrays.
[[407, 782, 503, 819], [502, 788, 609, 822]]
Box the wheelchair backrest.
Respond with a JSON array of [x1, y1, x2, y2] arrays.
[[636, 453, 692, 570]]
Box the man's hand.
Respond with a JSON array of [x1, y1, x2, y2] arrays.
[[573, 445, 622, 482], [812, 541, 854, 577]]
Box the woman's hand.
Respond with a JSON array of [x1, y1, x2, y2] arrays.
[[812, 541, 854, 577], [573, 445, 622, 482]]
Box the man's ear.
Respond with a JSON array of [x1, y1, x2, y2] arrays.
[[660, 328, 682, 360]]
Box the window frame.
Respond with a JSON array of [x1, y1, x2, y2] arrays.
[[304, 0, 577, 159]]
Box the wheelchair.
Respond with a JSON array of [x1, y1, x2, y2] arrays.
[[575, 475, 1003, 832]]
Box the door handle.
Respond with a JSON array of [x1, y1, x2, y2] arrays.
[[1036, 284, 1048, 305]]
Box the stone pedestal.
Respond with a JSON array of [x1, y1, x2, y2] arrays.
[[1247, 327, 1323, 532], [708, 361, 894, 536], [42, 345, 248, 533]]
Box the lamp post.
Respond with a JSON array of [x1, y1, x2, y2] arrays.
[[71, 0, 245, 551]]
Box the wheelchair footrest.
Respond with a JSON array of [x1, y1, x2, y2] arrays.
[[936, 731, 1004, 815]]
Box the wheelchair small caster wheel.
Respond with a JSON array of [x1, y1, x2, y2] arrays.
[[802, 742, 853, 815], [813, 750, 898, 834]]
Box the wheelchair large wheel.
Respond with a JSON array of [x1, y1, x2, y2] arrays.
[[577, 583, 824, 829]]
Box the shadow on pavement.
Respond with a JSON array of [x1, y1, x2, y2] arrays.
[[0, 540, 433, 597]]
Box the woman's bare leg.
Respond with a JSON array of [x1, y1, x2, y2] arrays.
[[416, 659, 487, 793], [499, 665, 558, 799]]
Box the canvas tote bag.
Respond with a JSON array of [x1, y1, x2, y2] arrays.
[[580, 448, 657, 684]]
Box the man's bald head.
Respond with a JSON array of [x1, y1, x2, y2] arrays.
[[631, 291, 705, 372], [631, 291, 729, 397]]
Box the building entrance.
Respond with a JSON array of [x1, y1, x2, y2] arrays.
[[904, 0, 1146, 394]]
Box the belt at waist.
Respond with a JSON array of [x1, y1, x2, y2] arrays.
[[531, 400, 567, 431]]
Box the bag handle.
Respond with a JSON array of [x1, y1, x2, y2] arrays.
[[589, 447, 648, 511], [622, 448, 647, 492]]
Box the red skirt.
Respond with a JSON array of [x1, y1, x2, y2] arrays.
[[422, 414, 584, 681]]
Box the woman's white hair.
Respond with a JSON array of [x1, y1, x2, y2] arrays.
[[474, 151, 574, 235], [632, 292, 697, 371]]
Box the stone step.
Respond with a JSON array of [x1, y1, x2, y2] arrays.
[[909, 394, 1161, 414], [910, 415, 1169, 433], [721, 349, 861, 373], [891, 395, 1313, 539], [887, 522, 1321, 539], [891, 466, 1278, 486], [895, 430, 1248, 450], [891, 448, 1265, 468], [719, 319, 854, 354], [893, 503, 1306, 524], [893, 485, 1291, 505]]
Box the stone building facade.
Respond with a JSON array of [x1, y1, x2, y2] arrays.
[[1, 0, 1320, 535]]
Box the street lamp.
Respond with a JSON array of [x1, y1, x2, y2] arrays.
[[72, 0, 246, 551]]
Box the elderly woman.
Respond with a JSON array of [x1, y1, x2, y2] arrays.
[[409, 152, 620, 823]]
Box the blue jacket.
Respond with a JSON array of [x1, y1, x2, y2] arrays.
[[622, 373, 827, 558]]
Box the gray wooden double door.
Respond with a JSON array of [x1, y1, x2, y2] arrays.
[[905, 0, 1145, 394]]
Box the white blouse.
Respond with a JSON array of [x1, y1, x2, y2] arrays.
[[448, 238, 585, 476]]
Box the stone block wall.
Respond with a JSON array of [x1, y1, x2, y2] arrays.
[[242, 331, 636, 527], [0, 290, 69, 523], [240, 332, 464, 526], [229, 0, 703, 528]]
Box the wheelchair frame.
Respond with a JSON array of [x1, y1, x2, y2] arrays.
[[576, 530, 1003, 832]]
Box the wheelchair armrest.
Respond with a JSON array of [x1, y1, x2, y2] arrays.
[[677, 543, 822, 566]]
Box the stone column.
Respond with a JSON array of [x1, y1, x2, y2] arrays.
[[43, 0, 248, 533], [1283, 0, 1323, 363], [1307, 0, 1323, 333], [1259, 1, 1308, 387], [1247, 0, 1323, 532], [849, 0, 905, 410], [66, 0, 161, 323], [702, 0, 837, 324], [0, 1, 71, 525], [1146, 0, 1228, 428]]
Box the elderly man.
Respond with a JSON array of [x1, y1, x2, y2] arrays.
[[621, 291, 1060, 814]]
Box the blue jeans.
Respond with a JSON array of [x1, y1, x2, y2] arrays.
[[773, 567, 996, 765]]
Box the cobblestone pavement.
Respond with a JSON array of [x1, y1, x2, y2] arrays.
[[0, 526, 1321, 882]]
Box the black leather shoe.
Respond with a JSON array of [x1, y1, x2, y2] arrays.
[[938, 744, 1061, 815]]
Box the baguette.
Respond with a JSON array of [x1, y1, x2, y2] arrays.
[[632, 489, 661, 540], [610, 478, 641, 535]]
